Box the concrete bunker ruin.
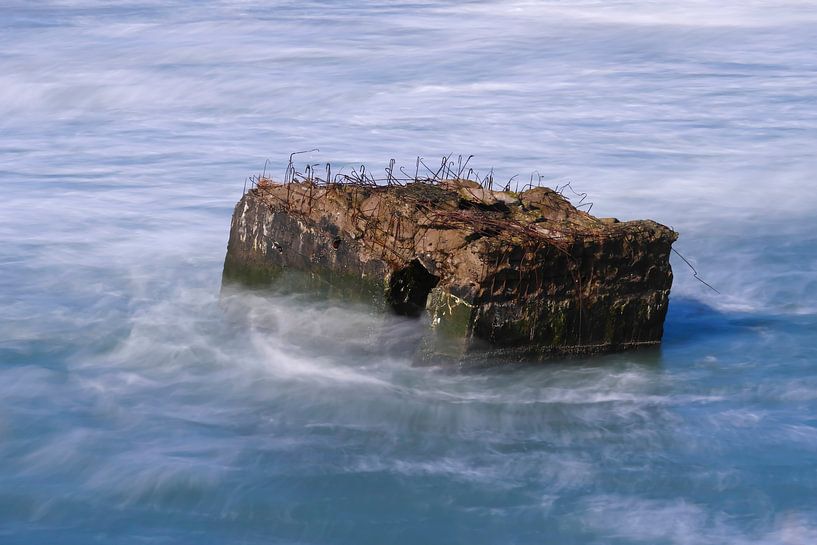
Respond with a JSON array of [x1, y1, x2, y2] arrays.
[[223, 157, 678, 361]]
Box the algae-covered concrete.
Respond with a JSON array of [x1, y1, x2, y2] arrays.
[[223, 177, 677, 361]]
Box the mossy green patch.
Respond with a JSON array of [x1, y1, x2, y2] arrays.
[[222, 258, 387, 309]]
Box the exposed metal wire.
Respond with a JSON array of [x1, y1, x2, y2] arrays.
[[243, 154, 701, 347], [672, 248, 720, 294]]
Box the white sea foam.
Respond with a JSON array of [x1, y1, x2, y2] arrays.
[[579, 495, 817, 545]]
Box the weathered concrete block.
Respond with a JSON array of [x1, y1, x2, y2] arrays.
[[223, 177, 677, 361]]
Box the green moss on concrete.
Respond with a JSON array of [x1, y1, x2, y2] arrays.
[[427, 288, 475, 338], [222, 256, 284, 288], [222, 258, 388, 309]]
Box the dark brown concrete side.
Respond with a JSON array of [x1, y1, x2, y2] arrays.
[[223, 179, 677, 360]]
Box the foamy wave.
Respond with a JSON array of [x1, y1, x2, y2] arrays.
[[579, 495, 817, 545]]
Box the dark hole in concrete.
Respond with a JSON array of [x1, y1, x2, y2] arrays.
[[387, 259, 440, 317], [458, 198, 510, 214], [332, 237, 342, 250]]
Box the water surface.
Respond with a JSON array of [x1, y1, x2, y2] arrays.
[[2, 1, 817, 543]]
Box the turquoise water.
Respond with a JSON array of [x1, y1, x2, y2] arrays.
[[2, 1, 817, 543]]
